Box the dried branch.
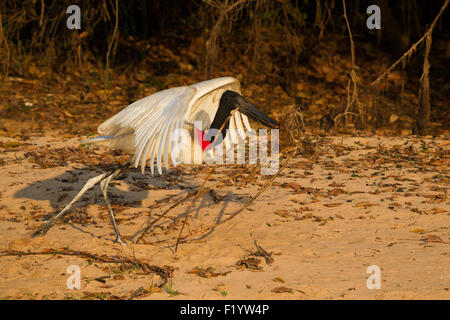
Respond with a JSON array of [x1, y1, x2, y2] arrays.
[[370, 0, 449, 87], [0, 249, 173, 286], [204, 0, 251, 75], [180, 146, 300, 240], [175, 168, 214, 252], [105, 0, 119, 88], [416, 33, 432, 135], [0, 12, 10, 77], [134, 189, 199, 244], [336, 0, 364, 129]]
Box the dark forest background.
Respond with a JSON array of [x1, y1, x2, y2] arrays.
[[0, 0, 449, 138]]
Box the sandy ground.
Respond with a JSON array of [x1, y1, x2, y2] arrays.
[[0, 133, 449, 300]]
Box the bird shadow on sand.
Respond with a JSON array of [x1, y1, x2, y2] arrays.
[[13, 166, 192, 212], [13, 165, 244, 244], [131, 189, 248, 251]]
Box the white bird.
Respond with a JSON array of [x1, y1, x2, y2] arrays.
[[33, 77, 278, 245]]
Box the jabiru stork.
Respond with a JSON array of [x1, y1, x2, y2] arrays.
[[33, 77, 278, 245]]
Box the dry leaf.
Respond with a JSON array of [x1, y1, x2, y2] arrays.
[[354, 202, 377, 208], [329, 188, 347, 196], [271, 286, 293, 293], [323, 203, 343, 207], [287, 182, 302, 192], [236, 258, 262, 271], [421, 235, 444, 243], [213, 283, 227, 292], [429, 208, 447, 214], [273, 277, 285, 283], [187, 267, 229, 278], [275, 210, 292, 218]]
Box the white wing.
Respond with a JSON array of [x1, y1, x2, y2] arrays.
[[98, 86, 196, 174]]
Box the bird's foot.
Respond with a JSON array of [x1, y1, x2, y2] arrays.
[[31, 222, 52, 238], [115, 237, 127, 246]]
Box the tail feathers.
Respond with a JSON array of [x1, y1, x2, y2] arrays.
[[82, 134, 135, 153], [82, 135, 114, 144]]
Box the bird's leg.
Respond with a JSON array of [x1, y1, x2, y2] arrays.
[[32, 172, 108, 237], [33, 157, 132, 240], [100, 165, 129, 246]]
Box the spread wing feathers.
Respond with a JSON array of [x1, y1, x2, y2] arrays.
[[93, 77, 254, 175], [97, 86, 196, 174]]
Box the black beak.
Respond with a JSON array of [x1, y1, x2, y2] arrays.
[[236, 96, 278, 128]]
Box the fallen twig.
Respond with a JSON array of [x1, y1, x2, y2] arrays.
[[180, 146, 300, 240], [0, 249, 174, 286], [252, 239, 274, 265]]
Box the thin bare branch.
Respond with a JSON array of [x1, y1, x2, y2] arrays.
[[370, 0, 449, 86]]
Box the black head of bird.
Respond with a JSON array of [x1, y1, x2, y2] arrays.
[[207, 90, 278, 148]]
